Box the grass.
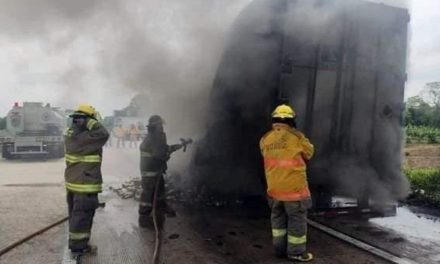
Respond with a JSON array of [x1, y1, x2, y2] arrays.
[[406, 125, 440, 144], [405, 168, 440, 205]]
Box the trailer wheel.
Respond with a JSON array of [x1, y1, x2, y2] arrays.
[[2, 143, 17, 160], [312, 185, 333, 210]]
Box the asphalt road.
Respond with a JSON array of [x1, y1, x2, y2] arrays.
[[0, 147, 138, 258], [0, 191, 389, 264], [0, 146, 406, 264]]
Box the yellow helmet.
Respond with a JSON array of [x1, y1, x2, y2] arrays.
[[272, 104, 296, 119], [76, 104, 96, 118]]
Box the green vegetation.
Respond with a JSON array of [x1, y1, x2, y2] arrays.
[[405, 97, 440, 128], [406, 125, 440, 144], [405, 83, 440, 144], [404, 83, 440, 205], [405, 168, 440, 204]]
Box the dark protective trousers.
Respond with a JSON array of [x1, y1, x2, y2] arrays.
[[138, 172, 166, 227], [67, 191, 98, 251], [268, 198, 311, 257]]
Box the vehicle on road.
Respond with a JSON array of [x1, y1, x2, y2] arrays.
[[0, 102, 65, 159], [195, 0, 410, 216]]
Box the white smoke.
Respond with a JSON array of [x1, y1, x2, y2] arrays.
[[0, 0, 252, 136], [365, 0, 409, 8]]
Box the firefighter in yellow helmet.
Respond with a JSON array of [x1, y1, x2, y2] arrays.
[[260, 104, 314, 262], [64, 104, 109, 255]]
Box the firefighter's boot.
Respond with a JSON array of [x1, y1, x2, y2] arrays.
[[288, 252, 314, 262], [71, 245, 98, 258]]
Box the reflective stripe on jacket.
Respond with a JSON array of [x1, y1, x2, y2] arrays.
[[260, 123, 314, 201], [64, 118, 109, 194], [65, 154, 101, 163], [65, 182, 102, 193]]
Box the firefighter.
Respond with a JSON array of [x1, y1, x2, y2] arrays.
[[64, 104, 109, 254], [129, 124, 140, 148], [260, 104, 314, 262], [114, 125, 126, 148], [138, 115, 184, 228]]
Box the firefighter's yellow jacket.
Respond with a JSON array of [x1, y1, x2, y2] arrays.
[[114, 126, 126, 139], [129, 126, 140, 140], [260, 123, 314, 201]]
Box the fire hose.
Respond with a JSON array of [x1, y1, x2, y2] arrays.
[[0, 202, 106, 263], [151, 138, 192, 263], [151, 173, 162, 264]]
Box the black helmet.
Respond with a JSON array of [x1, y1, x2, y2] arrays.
[[148, 115, 164, 127]]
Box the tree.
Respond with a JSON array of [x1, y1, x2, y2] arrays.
[[405, 82, 440, 128], [424, 82, 440, 127], [405, 96, 433, 127], [423, 82, 440, 108], [406, 96, 428, 108]]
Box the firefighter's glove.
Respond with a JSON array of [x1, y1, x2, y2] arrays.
[[85, 118, 98, 130], [169, 144, 183, 154]]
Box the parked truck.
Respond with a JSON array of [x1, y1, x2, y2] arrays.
[[0, 102, 65, 159], [193, 0, 409, 214]]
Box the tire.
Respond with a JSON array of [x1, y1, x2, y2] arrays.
[[2, 143, 17, 159]]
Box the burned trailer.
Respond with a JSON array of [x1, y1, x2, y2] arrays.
[[192, 0, 409, 213]]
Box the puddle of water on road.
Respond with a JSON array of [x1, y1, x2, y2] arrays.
[[370, 206, 440, 245], [97, 191, 139, 237]]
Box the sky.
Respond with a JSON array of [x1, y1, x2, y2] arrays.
[[0, 0, 438, 117], [406, 0, 440, 98]]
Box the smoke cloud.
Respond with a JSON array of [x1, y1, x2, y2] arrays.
[[0, 0, 256, 183], [192, 0, 410, 205], [0, 0, 411, 206], [0, 0, 252, 138], [367, 0, 408, 8]]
